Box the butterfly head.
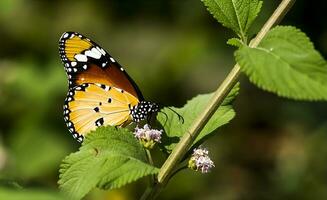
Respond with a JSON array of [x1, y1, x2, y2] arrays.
[[131, 101, 159, 122]]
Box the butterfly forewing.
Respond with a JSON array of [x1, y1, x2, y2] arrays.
[[59, 32, 144, 99]]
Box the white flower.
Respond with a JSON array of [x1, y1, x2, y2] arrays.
[[188, 147, 215, 173], [133, 124, 162, 149], [192, 147, 209, 157]]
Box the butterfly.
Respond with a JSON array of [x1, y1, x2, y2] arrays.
[[59, 32, 159, 142]]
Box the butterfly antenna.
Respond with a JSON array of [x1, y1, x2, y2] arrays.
[[167, 107, 184, 124], [158, 110, 169, 127], [157, 104, 184, 126]]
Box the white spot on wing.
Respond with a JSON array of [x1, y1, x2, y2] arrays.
[[85, 48, 101, 59], [96, 46, 106, 55], [99, 48, 106, 55], [71, 62, 77, 67], [63, 33, 69, 38], [75, 54, 88, 62], [110, 57, 115, 62]]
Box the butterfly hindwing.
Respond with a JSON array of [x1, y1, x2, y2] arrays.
[[63, 83, 140, 142], [59, 32, 144, 99]]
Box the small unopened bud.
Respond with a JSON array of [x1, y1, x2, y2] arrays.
[[188, 147, 215, 173], [133, 124, 162, 149]]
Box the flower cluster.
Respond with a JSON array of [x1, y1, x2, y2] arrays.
[[133, 124, 162, 149], [188, 147, 215, 173]]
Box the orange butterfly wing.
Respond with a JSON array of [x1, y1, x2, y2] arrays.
[[64, 83, 139, 142], [59, 32, 143, 99], [59, 32, 143, 142]]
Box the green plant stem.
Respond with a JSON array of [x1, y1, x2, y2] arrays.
[[145, 149, 155, 185], [158, 0, 296, 183], [146, 149, 154, 166], [140, 0, 296, 199]]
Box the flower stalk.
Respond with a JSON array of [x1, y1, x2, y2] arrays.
[[141, 0, 296, 199]]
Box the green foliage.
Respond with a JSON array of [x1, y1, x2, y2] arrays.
[[201, 0, 262, 40], [157, 83, 239, 151], [58, 127, 159, 200], [1, 62, 71, 180], [235, 26, 327, 100], [0, 187, 66, 200], [8, 126, 69, 179], [227, 37, 243, 47]]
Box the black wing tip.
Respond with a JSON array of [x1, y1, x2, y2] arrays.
[[59, 31, 85, 41], [59, 32, 71, 42]]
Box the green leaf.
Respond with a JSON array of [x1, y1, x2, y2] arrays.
[[157, 84, 239, 151], [235, 26, 327, 100], [227, 37, 243, 47], [202, 0, 262, 39], [58, 127, 159, 200], [0, 187, 66, 200]]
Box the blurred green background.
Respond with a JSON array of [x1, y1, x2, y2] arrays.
[[0, 0, 327, 199]]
